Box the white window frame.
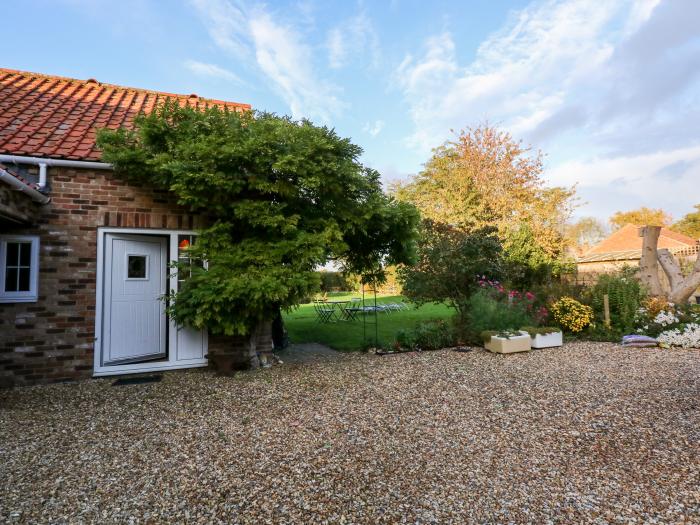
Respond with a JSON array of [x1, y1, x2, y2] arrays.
[[0, 235, 40, 303]]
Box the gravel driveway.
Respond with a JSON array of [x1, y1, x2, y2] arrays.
[[1, 342, 699, 524]]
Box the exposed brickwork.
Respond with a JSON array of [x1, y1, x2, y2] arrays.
[[0, 166, 206, 387]]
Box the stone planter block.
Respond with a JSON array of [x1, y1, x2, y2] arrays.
[[484, 332, 531, 354], [530, 331, 563, 349]]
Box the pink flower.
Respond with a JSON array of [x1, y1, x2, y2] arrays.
[[525, 291, 535, 301]]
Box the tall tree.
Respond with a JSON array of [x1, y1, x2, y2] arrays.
[[98, 103, 419, 345], [393, 124, 576, 279], [399, 220, 503, 325], [565, 217, 608, 251], [672, 204, 700, 239], [609, 207, 671, 231]]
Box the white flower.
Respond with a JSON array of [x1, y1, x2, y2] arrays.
[[657, 323, 700, 348], [653, 311, 679, 327]]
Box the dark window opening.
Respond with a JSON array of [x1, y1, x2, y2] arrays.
[[127, 255, 147, 279]]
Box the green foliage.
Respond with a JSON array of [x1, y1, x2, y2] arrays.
[[576, 324, 622, 342], [503, 223, 574, 289], [395, 319, 457, 350], [587, 267, 646, 333], [97, 103, 419, 335], [393, 124, 576, 275], [672, 204, 700, 239], [463, 289, 534, 343], [317, 271, 357, 292], [398, 220, 503, 323], [520, 326, 560, 337], [480, 330, 524, 343], [609, 207, 671, 231], [283, 294, 454, 351]]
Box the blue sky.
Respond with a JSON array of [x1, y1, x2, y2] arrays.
[[3, 0, 700, 222]]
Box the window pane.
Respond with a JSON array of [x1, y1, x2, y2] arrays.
[[127, 255, 147, 279], [6, 242, 18, 266], [5, 267, 18, 292], [18, 267, 31, 291], [19, 242, 31, 266]]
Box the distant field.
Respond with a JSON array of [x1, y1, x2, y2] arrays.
[[282, 293, 454, 351]]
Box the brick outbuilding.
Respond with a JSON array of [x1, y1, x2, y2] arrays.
[[0, 68, 250, 386]]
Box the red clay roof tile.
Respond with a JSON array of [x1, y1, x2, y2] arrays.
[[586, 223, 698, 255], [0, 68, 250, 162]]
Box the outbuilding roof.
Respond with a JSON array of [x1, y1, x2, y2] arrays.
[[0, 68, 250, 162], [578, 223, 699, 263]]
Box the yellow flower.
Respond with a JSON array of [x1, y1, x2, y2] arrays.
[[551, 297, 593, 333]]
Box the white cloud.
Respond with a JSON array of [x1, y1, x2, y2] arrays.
[[394, 1, 626, 154], [184, 59, 242, 83], [249, 12, 343, 120], [393, 0, 700, 219], [363, 120, 385, 137], [191, 0, 342, 121], [327, 28, 345, 69], [325, 10, 380, 70], [549, 144, 700, 220]]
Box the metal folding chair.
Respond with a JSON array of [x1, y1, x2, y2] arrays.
[[312, 300, 337, 323]]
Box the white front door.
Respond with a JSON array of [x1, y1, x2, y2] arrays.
[[102, 234, 168, 365]]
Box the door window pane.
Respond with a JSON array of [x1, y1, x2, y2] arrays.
[[127, 255, 148, 279]]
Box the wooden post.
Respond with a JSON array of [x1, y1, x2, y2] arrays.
[[603, 294, 611, 328]]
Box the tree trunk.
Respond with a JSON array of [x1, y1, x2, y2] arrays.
[[657, 248, 684, 292], [639, 225, 700, 304], [207, 320, 275, 374], [639, 226, 664, 297], [668, 250, 700, 304]]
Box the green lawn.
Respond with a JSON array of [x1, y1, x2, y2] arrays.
[[283, 294, 454, 351]]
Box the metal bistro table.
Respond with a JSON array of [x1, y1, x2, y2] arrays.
[[324, 300, 354, 321]]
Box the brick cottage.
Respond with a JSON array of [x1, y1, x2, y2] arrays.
[[0, 68, 251, 387]]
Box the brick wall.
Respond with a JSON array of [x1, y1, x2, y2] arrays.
[[0, 166, 206, 387]]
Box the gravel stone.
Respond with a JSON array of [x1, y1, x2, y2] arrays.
[[1, 342, 699, 523]]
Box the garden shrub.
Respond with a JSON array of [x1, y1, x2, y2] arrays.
[[399, 221, 504, 326], [550, 297, 593, 333], [503, 223, 574, 290], [587, 267, 646, 333], [579, 323, 622, 342], [463, 289, 535, 343], [395, 319, 457, 350]]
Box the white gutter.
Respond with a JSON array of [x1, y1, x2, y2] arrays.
[[0, 167, 51, 204], [0, 154, 112, 171]]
